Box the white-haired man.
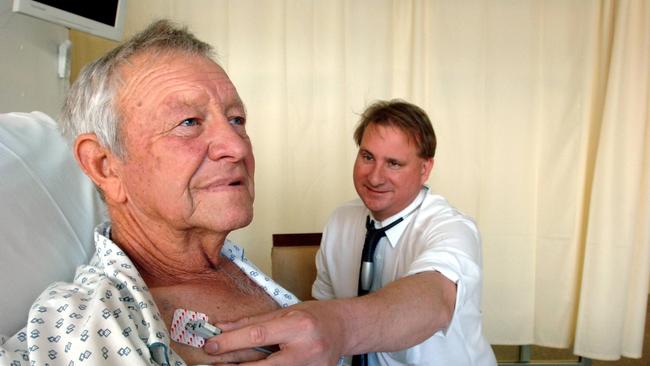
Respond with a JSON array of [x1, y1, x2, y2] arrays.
[[0, 19, 297, 365]]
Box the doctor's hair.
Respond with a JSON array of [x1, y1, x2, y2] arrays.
[[60, 19, 215, 158], [353, 99, 437, 159]]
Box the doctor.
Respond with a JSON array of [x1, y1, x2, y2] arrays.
[[206, 100, 496, 366]]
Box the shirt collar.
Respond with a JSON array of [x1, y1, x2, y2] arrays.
[[370, 186, 429, 248]]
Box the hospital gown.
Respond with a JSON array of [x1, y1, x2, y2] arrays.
[[0, 223, 298, 365]]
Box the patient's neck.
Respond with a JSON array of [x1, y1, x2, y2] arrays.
[[108, 210, 231, 286]]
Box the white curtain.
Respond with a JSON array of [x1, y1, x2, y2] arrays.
[[122, 0, 650, 360]]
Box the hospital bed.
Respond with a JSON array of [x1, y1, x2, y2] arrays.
[[0, 111, 106, 338]]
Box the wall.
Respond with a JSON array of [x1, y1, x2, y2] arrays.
[[69, 29, 116, 83], [0, 0, 68, 116]]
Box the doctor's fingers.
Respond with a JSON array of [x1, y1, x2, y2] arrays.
[[215, 307, 291, 332], [212, 340, 339, 366], [205, 309, 334, 356]]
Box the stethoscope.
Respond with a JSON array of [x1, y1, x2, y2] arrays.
[[358, 186, 429, 294]]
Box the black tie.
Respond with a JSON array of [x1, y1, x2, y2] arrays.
[[352, 215, 403, 366]]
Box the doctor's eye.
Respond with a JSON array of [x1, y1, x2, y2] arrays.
[[360, 152, 374, 161], [387, 159, 403, 169]]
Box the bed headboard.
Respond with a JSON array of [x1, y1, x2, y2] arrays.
[[271, 233, 322, 301], [0, 111, 106, 336]]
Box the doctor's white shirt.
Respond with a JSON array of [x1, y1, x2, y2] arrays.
[[312, 188, 497, 366]]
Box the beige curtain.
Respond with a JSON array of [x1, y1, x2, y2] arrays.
[[122, 0, 650, 360]]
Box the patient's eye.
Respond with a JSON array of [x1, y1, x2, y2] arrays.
[[228, 116, 246, 126], [180, 118, 200, 127]]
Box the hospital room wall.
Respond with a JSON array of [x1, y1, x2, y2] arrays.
[[0, 0, 68, 116], [68, 31, 117, 83]]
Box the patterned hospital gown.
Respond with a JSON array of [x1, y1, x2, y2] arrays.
[[0, 223, 299, 365]]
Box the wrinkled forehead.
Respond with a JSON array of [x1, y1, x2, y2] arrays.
[[119, 50, 227, 89], [115, 50, 241, 114]]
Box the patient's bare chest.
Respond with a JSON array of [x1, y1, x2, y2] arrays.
[[148, 261, 279, 364]]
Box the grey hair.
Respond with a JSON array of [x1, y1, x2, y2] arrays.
[[60, 19, 215, 158]]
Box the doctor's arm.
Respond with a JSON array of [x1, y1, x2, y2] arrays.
[[203, 270, 456, 365]]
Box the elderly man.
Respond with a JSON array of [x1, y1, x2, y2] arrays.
[[205, 101, 496, 365], [0, 20, 297, 365]]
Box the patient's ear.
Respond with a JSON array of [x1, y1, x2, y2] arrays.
[[74, 133, 126, 203]]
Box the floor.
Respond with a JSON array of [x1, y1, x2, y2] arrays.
[[493, 297, 649, 365]]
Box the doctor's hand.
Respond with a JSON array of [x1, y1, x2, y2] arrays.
[[202, 300, 348, 366]]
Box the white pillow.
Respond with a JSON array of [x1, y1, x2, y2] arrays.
[[0, 111, 106, 336]]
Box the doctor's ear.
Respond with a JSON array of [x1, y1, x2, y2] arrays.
[[421, 158, 434, 179], [73, 133, 126, 203]]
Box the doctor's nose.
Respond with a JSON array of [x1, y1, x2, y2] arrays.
[[367, 163, 386, 186]]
